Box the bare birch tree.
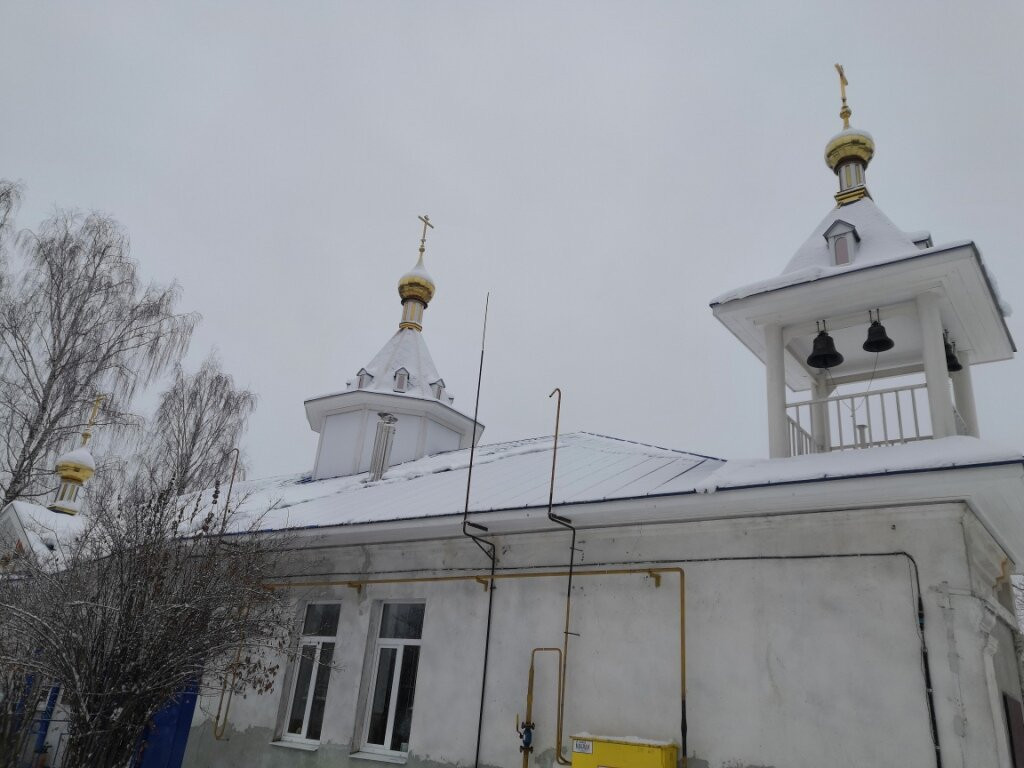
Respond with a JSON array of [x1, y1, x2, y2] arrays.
[[0, 482, 291, 768], [0, 613, 52, 768], [0, 207, 197, 506], [0, 181, 18, 247], [142, 355, 258, 495]]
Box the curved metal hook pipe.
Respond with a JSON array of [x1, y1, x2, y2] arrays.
[[544, 387, 574, 765]]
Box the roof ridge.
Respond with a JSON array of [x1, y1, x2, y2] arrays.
[[577, 431, 724, 461]]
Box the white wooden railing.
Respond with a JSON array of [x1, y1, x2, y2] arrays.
[[787, 417, 815, 456], [786, 383, 937, 455]]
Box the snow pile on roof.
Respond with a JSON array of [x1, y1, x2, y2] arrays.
[[712, 198, 969, 304], [224, 433, 724, 533], [56, 447, 96, 470], [9, 500, 88, 559], [400, 260, 434, 286], [338, 328, 453, 404], [692, 436, 1022, 492], [213, 433, 1024, 535], [828, 126, 875, 144]]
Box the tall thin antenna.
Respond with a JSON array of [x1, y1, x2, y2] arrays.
[[459, 293, 496, 768], [462, 293, 492, 553]]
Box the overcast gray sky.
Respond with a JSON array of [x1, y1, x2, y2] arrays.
[[2, 1, 1023, 477]]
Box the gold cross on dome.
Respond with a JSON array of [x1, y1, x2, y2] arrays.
[[81, 394, 105, 446], [418, 214, 434, 253], [835, 63, 852, 128]]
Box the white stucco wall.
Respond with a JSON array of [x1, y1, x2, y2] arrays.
[[423, 418, 461, 458], [184, 502, 1018, 768], [315, 411, 366, 479], [314, 409, 463, 479]]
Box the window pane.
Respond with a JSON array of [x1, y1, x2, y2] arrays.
[[287, 645, 316, 735], [306, 643, 334, 741], [390, 646, 420, 752], [303, 603, 340, 636], [379, 604, 424, 640], [366, 647, 397, 745], [834, 236, 850, 265]]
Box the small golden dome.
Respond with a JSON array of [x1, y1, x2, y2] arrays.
[[398, 255, 435, 306], [825, 127, 875, 173], [55, 447, 96, 485]]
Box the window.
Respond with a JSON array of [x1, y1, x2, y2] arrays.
[[394, 369, 409, 393], [56, 483, 79, 502], [362, 603, 425, 755], [284, 603, 340, 743], [834, 235, 850, 265], [430, 380, 445, 400], [358, 370, 373, 389]]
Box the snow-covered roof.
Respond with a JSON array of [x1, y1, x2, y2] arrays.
[[221, 433, 1022, 536], [227, 432, 724, 532], [6, 500, 87, 559], [335, 328, 453, 405], [691, 436, 1021, 492], [713, 198, 942, 304]]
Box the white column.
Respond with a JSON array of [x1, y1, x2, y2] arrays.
[[916, 292, 956, 438], [980, 611, 1012, 768], [765, 324, 789, 458], [810, 374, 833, 452], [951, 350, 980, 438]]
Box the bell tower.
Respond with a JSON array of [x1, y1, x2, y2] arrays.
[[711, 67, 1015, 459]]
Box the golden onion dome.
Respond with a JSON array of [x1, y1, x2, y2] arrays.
[[398, 254, 436, 306], [824, 127, 875, 173], [55, 447, 96, 485]]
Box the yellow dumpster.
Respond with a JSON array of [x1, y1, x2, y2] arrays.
[[570, 733, 677, 768]]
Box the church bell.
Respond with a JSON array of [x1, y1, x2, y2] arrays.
[[862, 319, 894, 353], [807, 329, 844, 369], [944, 335, 963, 373]]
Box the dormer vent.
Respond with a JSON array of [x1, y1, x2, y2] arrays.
[[394, 368, 409, 393], [823, 220, 859, 266], [430, 379, 445, 399], [357, 369, 373, 389], [368, 412, 398, 482], [908, 231, 933, 249]]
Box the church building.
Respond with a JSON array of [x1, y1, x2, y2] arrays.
[[179, 71, 1024, 768], [5, 71, 1023, 768]]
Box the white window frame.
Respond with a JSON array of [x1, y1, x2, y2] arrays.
[[359, 602, 425, 758], [282, 602, 341, 745], [394, 369, 409, 393]]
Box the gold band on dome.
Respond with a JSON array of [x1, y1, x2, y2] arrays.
[[398, 279, 434, 306], [825, 131, 874, 171], [56, 459, 94, 485]]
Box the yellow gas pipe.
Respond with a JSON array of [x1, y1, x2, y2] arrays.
[[518, 648, 563, 768]]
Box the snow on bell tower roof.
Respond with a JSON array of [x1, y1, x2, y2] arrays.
[[348, 327, 452, 404]]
